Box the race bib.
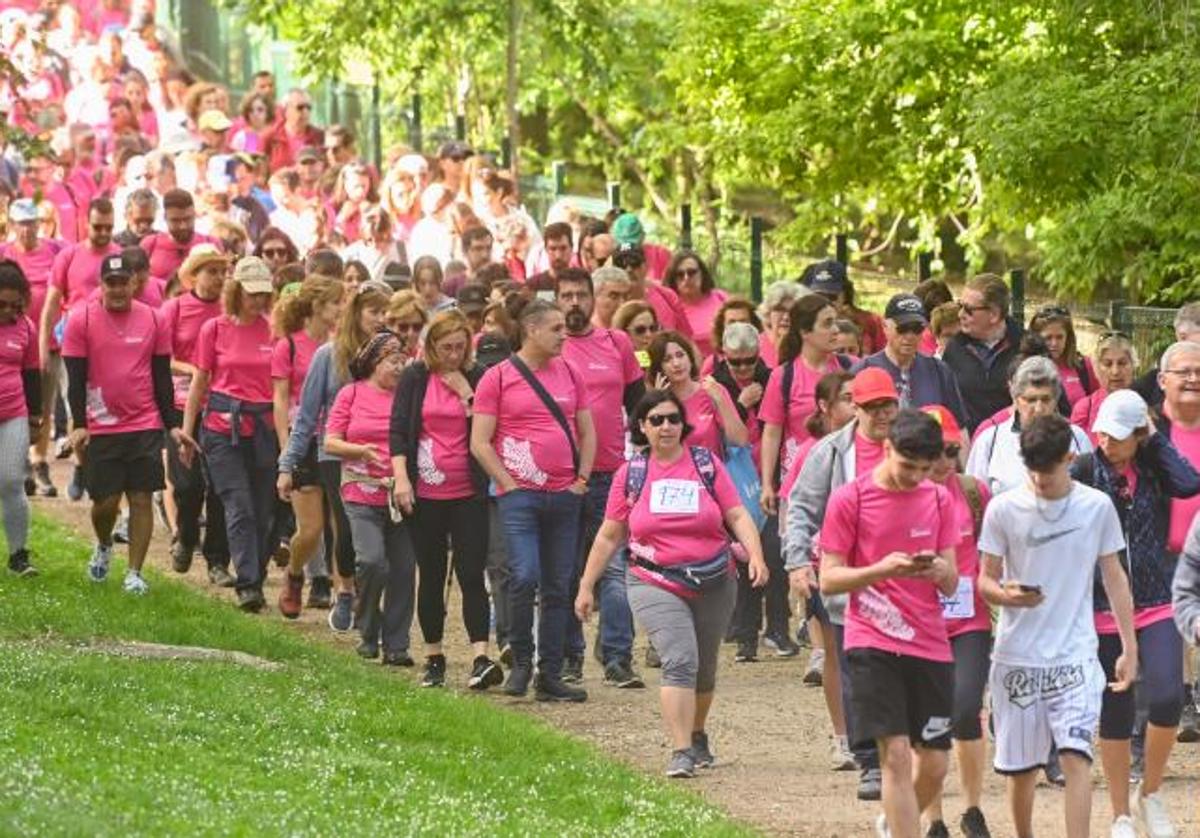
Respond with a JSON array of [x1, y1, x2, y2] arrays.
[[649, 479, 701, 515], [940, 576, 975, 620]]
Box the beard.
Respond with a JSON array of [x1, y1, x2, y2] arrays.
[[565, 306, 590, 332]]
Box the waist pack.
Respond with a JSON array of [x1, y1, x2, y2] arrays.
[[630, 550, 732, 594]]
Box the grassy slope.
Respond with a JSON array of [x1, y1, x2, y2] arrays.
[[1, 516, 751, 837]]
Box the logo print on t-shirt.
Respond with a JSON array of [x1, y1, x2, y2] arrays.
[[417, 438, 445, 486], [500, 437, 547, 486], [856, 587, 915, 642], [781, 437, 801, 473], [1026, 527, 1080, 548]]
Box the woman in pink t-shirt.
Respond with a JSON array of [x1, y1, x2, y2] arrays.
[[324, 329, 416, 665], [645, 331, 748, 457], [0, 261, 41, 576], [575, 389, 768, 778], [390, 310, 502, 690], [662, 251, 728, 359], [1029, 304, 1097, 408], [1071, 332, 1136, 444], [182, 257, 278, 612], [757, 281, 806, 370], [270, 275, 344, 618], [700, 298, 762, 377]]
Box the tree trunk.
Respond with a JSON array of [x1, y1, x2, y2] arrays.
[[506, 0, 521, 176]]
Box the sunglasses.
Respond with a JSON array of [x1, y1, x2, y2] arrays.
[[1037, 304, 1070, 318], [944, 444, 961, 459], [647, 412, 683, 427], [0, 299, 26, 312], [390, 320, 424, 333], [895, 322, 925, 335], [262, 248, 289, 258], [726, 356, 758, 368], [677, 267, 700, 278], [630, 324, 658, 336], [294, 103, 312, 111]]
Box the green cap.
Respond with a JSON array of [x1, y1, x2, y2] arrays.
[[610, 213, 645, 247]]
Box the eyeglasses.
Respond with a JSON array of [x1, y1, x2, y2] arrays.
[[959, 303, 990, 315], [294, 103, 312, 111], [647, 412, 683, 427], [944, 444, 961, 459], [1164, 368, 1200, 381], [859, 399, 898, 416], [895, 322, 925, 335], [726, 356, 759, 368], [1036, 304, 1070, 318], [390, 320, 424, 333], [262, 247, 289, 258], [677, 267, 700, 278], [1099, 329, 1131, 341], [630, 324, 658, 336]]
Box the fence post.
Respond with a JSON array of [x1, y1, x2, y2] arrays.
[[917, 252, 932, 282], [552, 161, 566, 196], [410, 93, 422, 152], [606, 181, 621, 210], [1109, 300, 1128, 333], [680, 204, 692, 250], [750, 217, 765, 304], [501, 135, 512, 169], [370, 82, 382, 171], [455, 114, 466, 142], [835, 234, 848, 266], [1010, 269, 1026, 327]]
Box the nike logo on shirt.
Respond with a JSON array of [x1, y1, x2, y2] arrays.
[[1026, 527, 1080, 548]]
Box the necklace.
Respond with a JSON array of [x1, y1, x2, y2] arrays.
[[1033, 483, 1073, 523]]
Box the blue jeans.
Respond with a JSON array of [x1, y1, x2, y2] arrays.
[[497, 488, 583, 678], [566, 471, 634, 665]]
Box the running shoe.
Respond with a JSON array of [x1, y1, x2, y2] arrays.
[[795, 621, 811, 648], [1135, 787, 1177, 838], [644, 644, 662, 668], [602, 660, 645, 689], [762, 630, 800, 658], [857, 767, 882, 801], [112, 513, 130, 545], [355, 641, 379, 660], [170, 540, 194, 574], [1177, 699, 1199, 743], [278, 572, 304, 620], [804, 648, 825, 686], [1110, 815, 1136, 838], [665, 748, 696, 779], [830, 735, 857, 771], [874, 814, 891, 838], [420, 655, 446, 687], [503, 662, 532, 696], [271, 541, 290, 568], [382, 650, 415, 667], [690, 731, 716, 768], [960, 806, 991, 838], [122, 570, 149, 596], [207, 564, 236, 588], [236, 587, 265, 612], [306, 576, 332, 609], [734, 639, 757, 663], [65, 466, 84, 501], [33, 462, 57, 498], [924, 820, 949, 838], [328, 592, 354, 633], [54, 436, 72, 459], [499, 644, 514, 667], [88, 543, 113, 582], [468, 655, 504, 691], [8, 549, 37, 577], [561, 655, 584, 684], [23, 460, 34, 497], [534, 673, 587, 703], [1043, 750, 1065, 787]]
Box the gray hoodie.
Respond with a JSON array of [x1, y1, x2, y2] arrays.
[[1173, 514, 1200, 645]]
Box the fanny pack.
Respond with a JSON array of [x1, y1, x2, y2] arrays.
[[341, 471, 404, 523], [630, 550, 731, 594]]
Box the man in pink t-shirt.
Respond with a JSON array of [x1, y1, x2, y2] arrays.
[[20, 154, 79, 243], [556, 268, 646, 685], [140, 188, 222, 284], [62, 251, 185, 596], [613, 243, 693, 339], [472, 299, 597, 702], [819, 409, 959, 838]]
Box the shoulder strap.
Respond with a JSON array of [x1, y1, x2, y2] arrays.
[[835, 353, 853, 371], [1074, 451, 1096, 486], [507, 354, 580, 473], [287, 334, 296, 366], [688, 445, 720, 503], [781, 360, 795, 410], [625, 452, 650, 503], [957, 474, 983, 536]]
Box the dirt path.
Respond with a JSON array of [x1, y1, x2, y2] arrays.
[[28, 461, 1200, 837]]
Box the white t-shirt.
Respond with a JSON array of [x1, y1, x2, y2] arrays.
[[966, 418, 1093, 496], [979, 481, 1124, 667]]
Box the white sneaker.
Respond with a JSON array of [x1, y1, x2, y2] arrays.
[[1136, 788, 1177, 838], [122, 570, 149, 596], [875, 813, 891, 838], [88, 543, 113, 582], [830, 735, 857, 771], [1111, 814, 1137, 838], [803, 648, 825, 685]]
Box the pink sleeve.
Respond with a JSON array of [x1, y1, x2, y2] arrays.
[[50, 247, 70, 293], [978, 480, 992, 509], [326, 385, 354, 436], [270, 337, 291, 380], [194, 318, 218, 373], [563, 358, 586, 413], [935, 485, 958, 551], [60, 305, 86, 358], [473, 364, 502, 417], [818, 483, 857, 557], [603, 463, 631, 522], [759, 365, 786, 425], [1069, 396, 1088, 427], [614, 330, 642, 385], [668, 287, 693, 338], [709, 457, 743, 512]]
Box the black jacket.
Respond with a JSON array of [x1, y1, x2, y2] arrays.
[[389, 361, 488, 496], [711, 356, 770, 427], [941, 318, 1022, 434]]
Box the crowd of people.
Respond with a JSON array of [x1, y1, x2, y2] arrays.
[[6, 3, 1200, 838]]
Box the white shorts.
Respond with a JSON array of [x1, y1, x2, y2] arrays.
[[989, 658, 1105, 774]]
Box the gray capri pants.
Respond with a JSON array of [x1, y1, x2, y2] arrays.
[[627, 569, 737, 692], [345, 502, 416, 655]]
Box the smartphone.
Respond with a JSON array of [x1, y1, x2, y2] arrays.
[[911, 552, 936, 566], [1017, 583, 1042, 594]]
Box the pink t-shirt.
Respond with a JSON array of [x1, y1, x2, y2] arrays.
[[605, 450, 742, 597], [271, 330, 322, 420], [474, 357, 585, 492], [50, 241, 121, 311], [562, 328, 642, 473], [0, 316, 38, 421], [1168, 422, 1200, 553], [943, 476, 992, 638], [1070, 390, 1107, 445], [1057, 358, 1096, 408], [918, 328, 939, 356], [161, 292, 223, 408], [854, 433, 886, 475], [416, 374, 474, 500], [142, 231, 223, 283], [326, 380, 395, 507], [759, 337, 779, 369], [682, 386, 726, 454], [681, 289, 728, 358], [0, 239, 62, 356], [780, 437, 818, 500], [643, 283, 692, 338], [760, 356, 845, 474], [195, 315, 275, 437], [820, 472, 957, 662], [643, 243, 673, 282], [60, 299, 168, 435]]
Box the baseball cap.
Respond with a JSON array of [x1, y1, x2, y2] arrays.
[[801, 259, 847, 296], [9, 198, 37, 224], [437, 141, 474, 160], [1092, 389, 1149, 441], [198, 110, 232, 132], [231, 256, 273, 294], [885, 293, 928, 327], [920, 404, 962, 444], [100, 253, 133, 281], [297, 146, 322, 163], [611, 213, 645, 247], [851, 367, 898, 405], [456, 283, 488, 312]]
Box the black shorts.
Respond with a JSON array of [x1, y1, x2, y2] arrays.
[[83, 429, 165, 500], [847, 648, 954, 750], [292, 439, 321, 489]]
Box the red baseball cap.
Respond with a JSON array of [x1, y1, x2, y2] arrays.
[[920, 404, 962, 443], [851, 368, 898, 405]]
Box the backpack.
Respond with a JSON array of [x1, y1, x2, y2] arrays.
[[625, 445, 719, 506]]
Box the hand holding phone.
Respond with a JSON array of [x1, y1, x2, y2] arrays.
[[1002, 580, 1045, 608]]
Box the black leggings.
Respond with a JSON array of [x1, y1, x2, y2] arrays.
[[1099, 617, 1185, 739], [408, 495, 490, 645], [950, 630, 991, 740], [318, 460, 357, 579]]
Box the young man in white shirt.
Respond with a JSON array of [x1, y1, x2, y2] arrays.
[[978, 413, 1137, 838]]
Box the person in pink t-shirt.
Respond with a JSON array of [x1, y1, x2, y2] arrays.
[[141, 189, 222, 284], [471, 299, 597, 701], [556, 268, 646, 685], [62, 251, 184, 596], [1029, 304, 1098, 409], [662, 251, 728, 359], [1070, 332, 1136, 445], [20, 154, 80, 244], [575, 389, 767, 778], [391, 310, 503, 689], [270, 275, 343, 618], [182, 257, 278, 612], [324, 329, 417, 665], [646, 331, 748, 457], [0, 261, 42, 577], [613, 244, 693, 339], [819, 410, 959, 838]]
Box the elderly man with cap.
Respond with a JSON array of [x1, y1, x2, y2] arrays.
[[854, 292, 968, 433], [783, 366, 901, 801], [197, 109, 232, 154], [295, 147, 325, 200], [262, 89, 325, 173], [612, 242, 692, 339], [610, 213, 672, 281], [62, 251, 187, 595]]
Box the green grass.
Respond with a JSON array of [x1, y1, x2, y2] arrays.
[[0, 515, 751, 837]]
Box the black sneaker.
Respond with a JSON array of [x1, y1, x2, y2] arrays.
[[603, 660, 645, 689], [734, 639, 757, 662], [356, 641, 379, 660], [66, 465, 85, 501], [236, 587, 265, 612], [665, 748, 696, 778], [1178, 699, 1200, 743], [959, 806, 991, 838], [420, 655, 446, 686], [7, 549, 38, 577], [23, 460, 35, 497], [33, 462, 57, 498], [306, 576, 333, 609], [795, 621, 812, 648], [207, 564, 236, 588], [382, 650, 415, 667], [645, 644, 662, 668], [112, 513, 130, 544], [762, 630, 800, 658], [857, 767, 882, 801], [468, 656, 504, 690], [925, 819, 950, 838], [503, 662, 533, 696], [170, 540, 194, 574], [534, 673, 587, 703], [690, 730, 716, 768], [328, 592, 354, 633], [561, 655, 584, 684]]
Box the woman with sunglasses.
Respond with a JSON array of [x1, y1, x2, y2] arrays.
[[1030, 304, 1097, 409], [1070, 390, 1200, 838], [575, 389, 767, 778], [917, 405, 995, 838], [662, 251, 727, 359], [253, 227, 300, 278], [613, 300, 659, 358], [0, 260, 41, 576], [230, 91, 273, 155], [646, 331, 748, 455], [1071, 332, 1138, 444], [324, 329, 417, 665], [701, 298, 763, 376], [385, 291, 429, 356]]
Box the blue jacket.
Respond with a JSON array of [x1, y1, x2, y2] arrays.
[[278, 343, 347, 472]]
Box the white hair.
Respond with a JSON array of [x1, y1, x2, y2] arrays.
[[592, 265, 629, 290], [758, 280, 809, 320], [1010, 355, 1061, 399], [1174, 303, 1200, 340], [1160, 340, 1200, 373], [722, 321, 760, 354]]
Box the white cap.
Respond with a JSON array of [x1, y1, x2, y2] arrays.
[[1092, 389, 1149, 441]]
